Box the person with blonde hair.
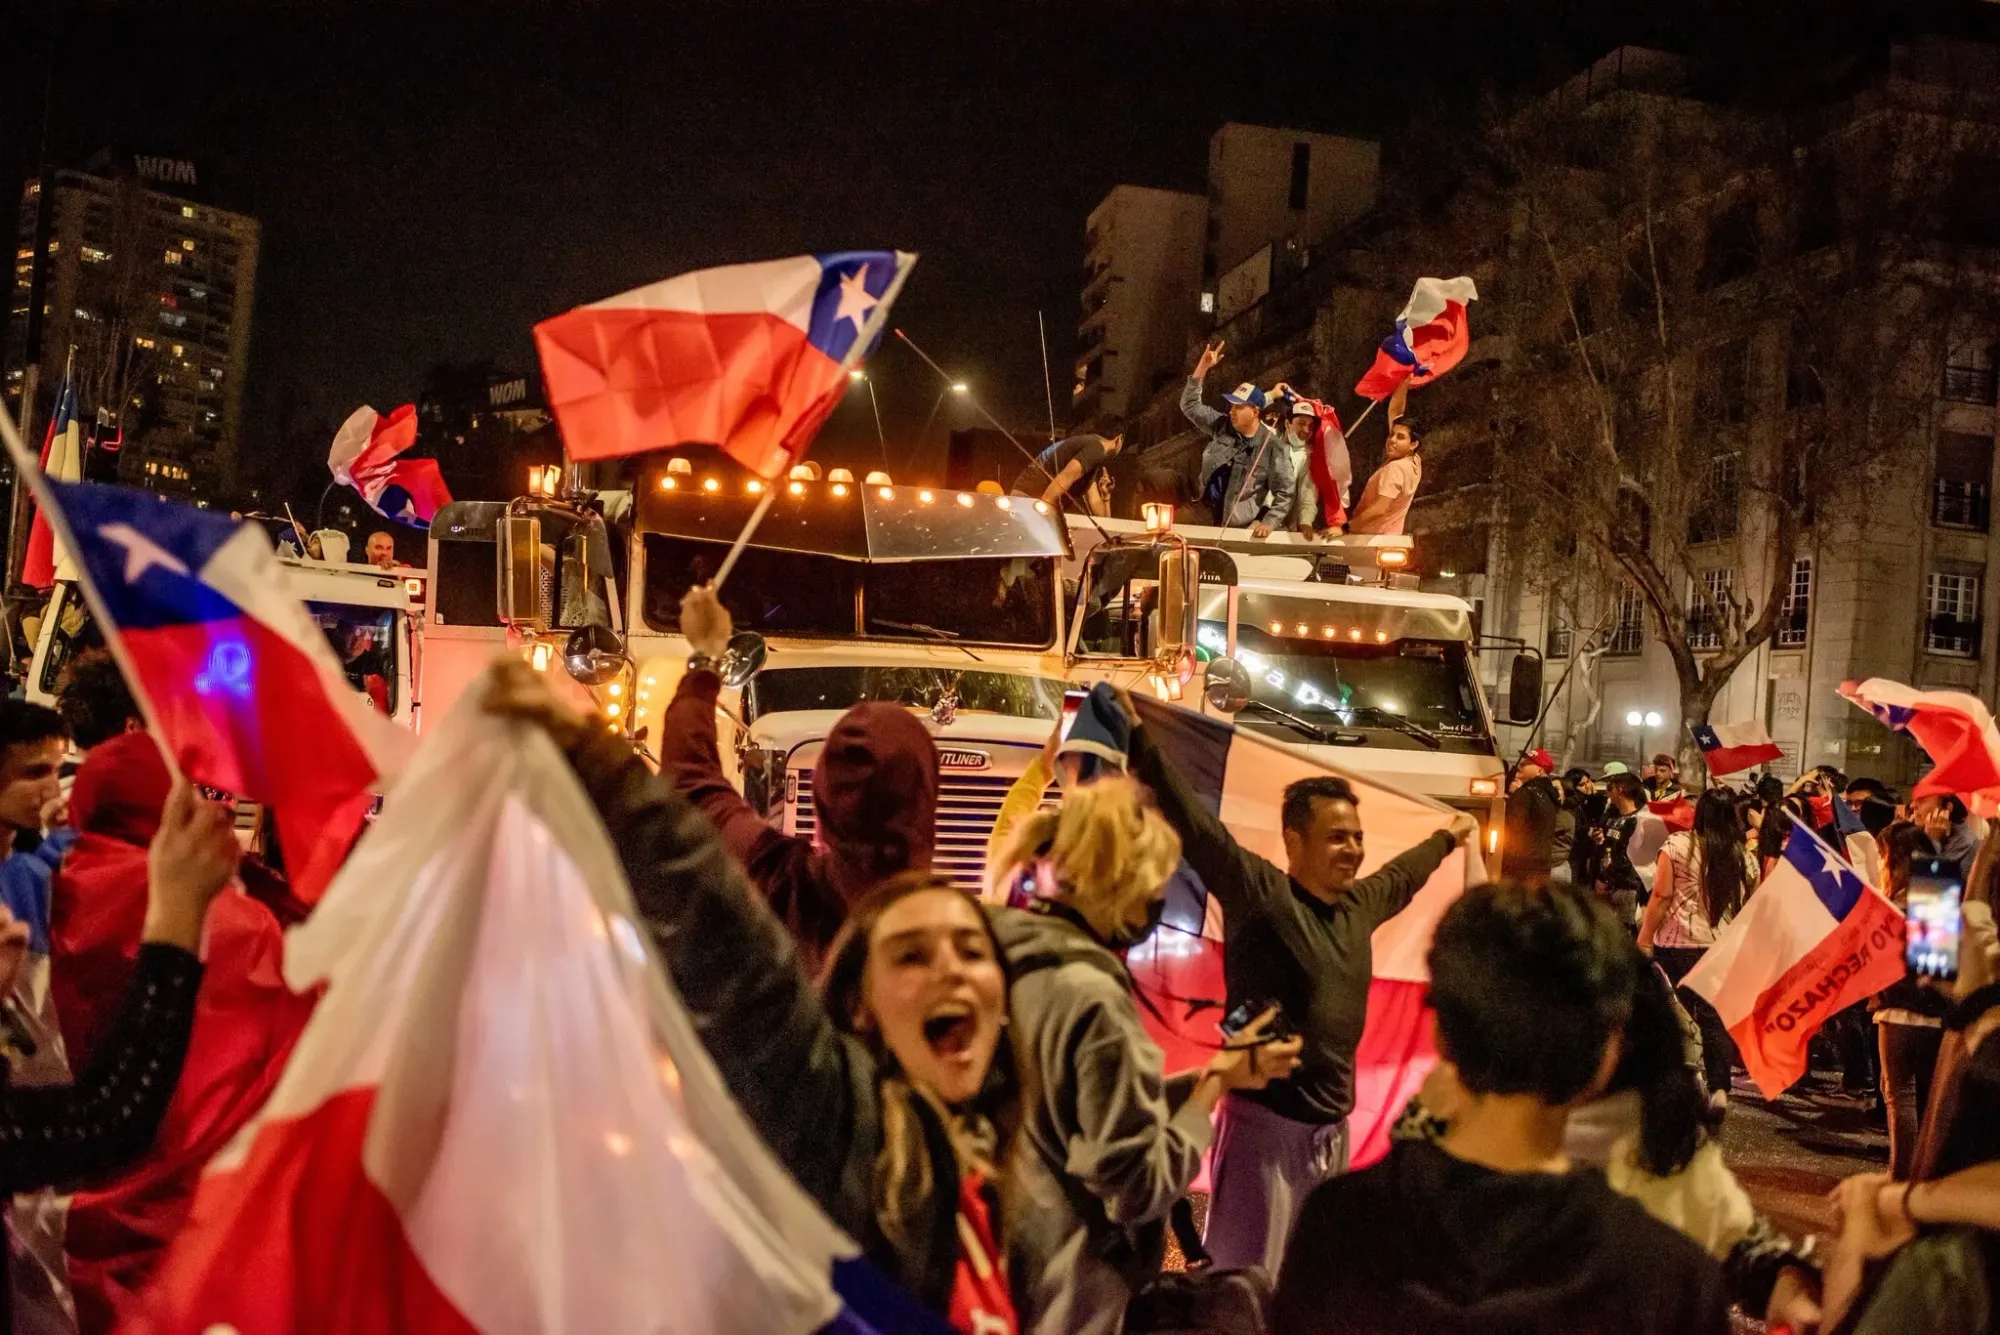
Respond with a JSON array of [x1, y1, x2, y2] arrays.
[[992, 776, 1302, 1335]]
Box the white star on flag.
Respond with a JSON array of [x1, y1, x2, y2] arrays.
[[1813, 839, 1852, 886], [832, 264, 877, 334], [99, 522, 190, 584]]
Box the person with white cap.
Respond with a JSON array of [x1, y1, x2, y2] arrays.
[[1271, 384, 1350, 538], [1177, 341, 1293, 536]]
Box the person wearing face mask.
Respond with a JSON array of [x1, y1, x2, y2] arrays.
[[1119, 691, 1482, 1278], [1268, 385, 1350, 538], [491, 652, 1023, 1334], [663, 585, 939, 973], [990, 778, 1304, 1335]]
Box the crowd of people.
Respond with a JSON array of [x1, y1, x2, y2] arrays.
[[1017, 341, 1423, 540], [5, 590, 2000, 1331]]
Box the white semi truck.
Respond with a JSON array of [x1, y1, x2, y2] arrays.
[[420, 461, 1532, 887]]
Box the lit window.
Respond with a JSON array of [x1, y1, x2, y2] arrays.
[[134, 336, 155, 349], [45, 241, 57, 254], [1778, 557, 1812, 648], [1608, 588, 1646, 656], [13, 248, 30, 261], [171, 344, 184, 357], [1687, 570, 1735, 652], [180, 206, 195, 219], [181, 239, 194, 252], [1200, 291, 1215, 313], [80, 245, 109, 263], [163, 251, 182, 266]]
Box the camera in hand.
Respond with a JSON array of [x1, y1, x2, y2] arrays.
[[1219, 997, 1294, 1043], [1907, 856, 1965, 983]]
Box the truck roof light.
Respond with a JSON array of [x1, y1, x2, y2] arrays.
[[996, 497, 1012, 511], [1322, 626, 1337, 638], [746, 479, 764, 494], [661, 476, 677, 490], [788, 462, 819, 481], [1349, 628, 1363, 641], [788, 480, 805, 496], [1033, 500, 1051, 514], [827, 467, 855, 484], [667, 457, 693, 475], [918, 489, 934, 504], [1268, 620, 1284, 634], [701, 477, 720, 493], [1470, 777, 1500, 798], [1295, 622, 1308, 635], [865, 470, 892, 485], [1379, 548, 1409, 568], [831, 482, 850, 497], [1376, 630, 1389, 643], [877, 486, 894, 500], [956, 492, 974, 507]]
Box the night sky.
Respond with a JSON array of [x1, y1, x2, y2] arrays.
[[3, 0, 1987, 494]]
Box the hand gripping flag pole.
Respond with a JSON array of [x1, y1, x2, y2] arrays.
[[706, 258, 916, 594], [0, 400, 184, 783]]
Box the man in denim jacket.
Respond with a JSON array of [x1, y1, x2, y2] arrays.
[[1179, 341, 1294, 536]]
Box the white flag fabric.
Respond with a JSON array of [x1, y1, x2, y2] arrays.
[[136, 674, 862, 1334]]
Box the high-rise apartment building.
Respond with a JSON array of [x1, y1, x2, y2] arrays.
[[1074, 186, 1206, 429], [5, 155, 259, 504]]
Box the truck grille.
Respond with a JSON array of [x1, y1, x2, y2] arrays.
[[791, 771, 1044, 893]]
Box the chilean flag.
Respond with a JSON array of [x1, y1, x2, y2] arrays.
[[1841, 678, 2000, 816], [22, 370, 83, 589], [535, 251, 917, 478], [1126, 695, 1484, 1169], [134, 691, 955, 1335], [1691, 720, 1784, 777], [1285, 393, 1351, 529], [1353, 276, 1479, 402], [39, 481, 410, 903], [1684, 822, 1906, 1097], [328, 404, 453, 529]]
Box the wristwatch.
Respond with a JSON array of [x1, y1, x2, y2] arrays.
[[687, 652, 722, 676]]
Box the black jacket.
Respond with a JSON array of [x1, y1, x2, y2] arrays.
[[1502, 777, 1569, 882], [1270, 1140, 1729, 1335], [562, 730, 969, 1317]]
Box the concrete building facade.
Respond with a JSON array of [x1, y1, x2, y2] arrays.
[[1074, 186, 1205, 428]]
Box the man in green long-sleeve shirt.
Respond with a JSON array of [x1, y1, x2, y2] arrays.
[[1124, 709, 1479, 1279]]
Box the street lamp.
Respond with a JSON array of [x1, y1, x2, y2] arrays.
[[1625, 709, 1665, 762], [950, 381, 969, 394]]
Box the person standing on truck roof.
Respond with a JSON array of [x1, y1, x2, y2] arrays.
[[1011, 434, 1124, 515], [661, 585, 941, 973], [364, 531, 397, 571], [1345, 382, 1422, 537], [1269, 386, 1350, 538], [1113, 687, 1481, 1279], [1174, 341, 1293, 538]]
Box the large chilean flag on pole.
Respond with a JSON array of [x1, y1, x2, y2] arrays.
[[1692, 719, 1784, 777], [1684, 822, 1906, 1097], [21, 366, 82, 589], [1126, 694, 1485, 1169], [23, 477, 410, 903], [534, 251, 916, 478], [328, 404, 452, 529]]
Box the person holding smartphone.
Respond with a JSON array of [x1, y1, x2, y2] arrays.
[[1874, 821, 1953, 1177]]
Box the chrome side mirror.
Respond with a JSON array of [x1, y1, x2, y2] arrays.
[[1204, 657, 1252, 713], [719, 631, 767, 688], [562, 623, 626, 686]]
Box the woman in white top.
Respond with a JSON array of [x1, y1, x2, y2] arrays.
[[1640, 788, 1757, 1101]]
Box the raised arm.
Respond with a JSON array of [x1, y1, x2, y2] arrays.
[[1180, 342, 1227, 433], [1348, 825, 1466, 930], [1388, 379, 1410, 426], [1125, 717, 1290, 922]]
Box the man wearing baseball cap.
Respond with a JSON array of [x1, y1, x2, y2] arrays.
[[1178, 341, 1294, 536], [1502, 748, 1572, 887]]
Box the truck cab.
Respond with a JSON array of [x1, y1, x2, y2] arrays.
[[25, 557, 423, 734]]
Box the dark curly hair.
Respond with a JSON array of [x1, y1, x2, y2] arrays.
[[55, 650, 140, 750]]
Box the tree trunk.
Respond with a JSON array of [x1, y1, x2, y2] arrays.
[[1675, 675, 1730, 791]]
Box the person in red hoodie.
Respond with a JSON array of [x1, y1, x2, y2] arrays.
[[48, 731, 315, 1332], [661, 584, 940, 972]]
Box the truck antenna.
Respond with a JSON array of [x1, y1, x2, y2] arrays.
[[892, 329, 1111, 548], [1037, 310, 1057, 442]]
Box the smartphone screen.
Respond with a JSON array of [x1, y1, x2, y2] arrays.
[[1907, 858, 1965, 982], [1218, 1000, 1261, 1041]]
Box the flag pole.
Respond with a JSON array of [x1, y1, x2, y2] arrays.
[[709, 253, 918, 595], [0, 401, 185, 783]]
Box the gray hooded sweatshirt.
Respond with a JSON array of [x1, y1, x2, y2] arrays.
[[992, 906, 1214, 1335]]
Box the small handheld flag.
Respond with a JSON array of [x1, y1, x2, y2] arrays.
[[22, 363, 82, 589], [1691, 720, 1784, 777], [328, 404, 452, 529], [1354, 276, 1479, 401]]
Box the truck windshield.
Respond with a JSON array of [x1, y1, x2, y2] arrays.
[[1202, 620, 1491, 751], [642, 534, 1056, 648], [314, 603, 399, 716], [746, 666, 1069, 723]]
